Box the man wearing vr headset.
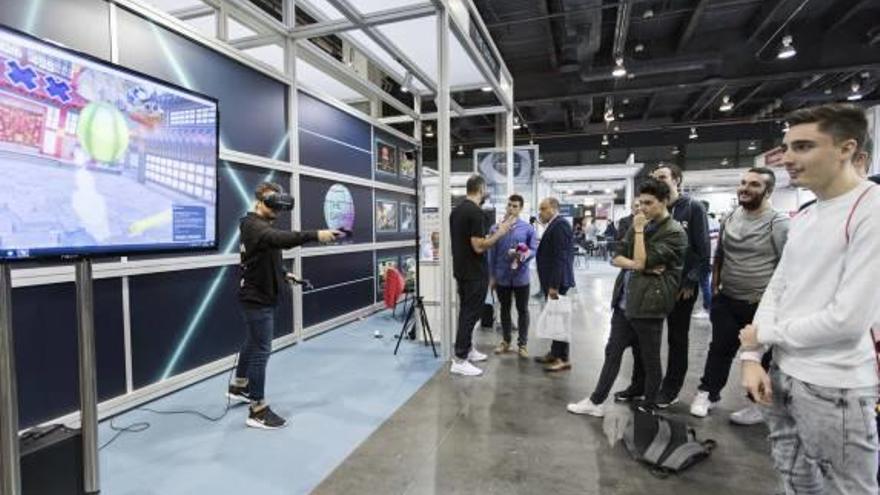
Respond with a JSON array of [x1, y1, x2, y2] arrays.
[[229, 182, 340, 429]]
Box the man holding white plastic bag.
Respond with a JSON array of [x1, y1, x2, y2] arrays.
[[534, 197, 576, 372], [567, 178, 687, 415]]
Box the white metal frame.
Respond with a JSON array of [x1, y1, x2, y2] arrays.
[[14, 0, 516, 431]]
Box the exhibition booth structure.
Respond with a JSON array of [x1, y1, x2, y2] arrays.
[[0, 0, 517, 493]]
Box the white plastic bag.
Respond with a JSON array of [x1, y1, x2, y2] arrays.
[[536, 296, 573, 342]]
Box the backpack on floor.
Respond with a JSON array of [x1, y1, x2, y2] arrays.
[[623, 409, 716, 478]]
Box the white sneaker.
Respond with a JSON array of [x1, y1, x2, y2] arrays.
[[468, 348, 488, 362], [693, 309, 710, 319], [450, 359, 483, 376], [689, 391, 715, 418], [730, 404, 764, 425], [566, 397, 604, 417]]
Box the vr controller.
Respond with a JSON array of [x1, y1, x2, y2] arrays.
[[263, 192, 295, 211]]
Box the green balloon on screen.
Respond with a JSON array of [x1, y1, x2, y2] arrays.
[[76, 102, 130, 163]]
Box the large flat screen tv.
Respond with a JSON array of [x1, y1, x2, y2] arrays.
[[0, 25, 218, 261]]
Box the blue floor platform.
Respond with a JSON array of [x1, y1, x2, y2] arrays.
[[98, 310, 442, 495]]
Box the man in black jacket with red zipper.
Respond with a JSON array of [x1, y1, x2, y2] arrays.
[[228, 182, 340, 429]]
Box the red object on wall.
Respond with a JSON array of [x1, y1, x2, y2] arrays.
[[383, 267, 405, 310]]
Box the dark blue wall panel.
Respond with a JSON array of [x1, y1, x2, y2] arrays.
[[116, 7, 288, 161], [375, 191, 419, 242], [0, 0, 111, 60], [302, 251, 374, 327], [298, 92, 371, 179], [299, 176, 372, 244], [374, 130, 418, 189], [129, 264, 293, 389], [13, 279, 125, 429]]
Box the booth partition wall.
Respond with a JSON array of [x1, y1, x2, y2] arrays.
[[1, 0, 424, 431]]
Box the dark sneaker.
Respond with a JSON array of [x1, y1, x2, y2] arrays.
[[534, 353, 555, 364], [246, 406, 287, 430], [613, 389, 644, 403], [655, 395, 680, 409], [632, 400, 657, 414], [226, 384, 252, 404]]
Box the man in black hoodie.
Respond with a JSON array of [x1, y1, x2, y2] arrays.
[[228, 182, 339, 429], [616, 163, 710, 408]]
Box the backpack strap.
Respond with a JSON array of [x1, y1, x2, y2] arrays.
[[845, 184, 876, 245], [641, 418, 672, 464]]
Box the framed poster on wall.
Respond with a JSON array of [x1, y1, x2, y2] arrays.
[[399, 149, 416, 179], [375, 138, 398, 176], [376, 198, 399, 232], [399, 203, 416, 232]]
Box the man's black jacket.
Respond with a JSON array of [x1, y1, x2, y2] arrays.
[[239, 212, 318, 307], [669, 196, 710, 290]]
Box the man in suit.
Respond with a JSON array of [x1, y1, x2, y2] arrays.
[[534, 197, 576, 371]]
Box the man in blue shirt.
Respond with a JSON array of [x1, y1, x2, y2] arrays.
[[488, 194, 538, 358]]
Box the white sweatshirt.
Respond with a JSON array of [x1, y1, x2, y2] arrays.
[[745, 181, 880, 388]]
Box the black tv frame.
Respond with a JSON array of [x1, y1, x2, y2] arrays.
[[0, 23, 221, 262]]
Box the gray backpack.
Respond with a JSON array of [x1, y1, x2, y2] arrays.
[[623, 409, 716, 478]]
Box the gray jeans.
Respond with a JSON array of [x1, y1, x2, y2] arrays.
[[763, 366, 879, 495]]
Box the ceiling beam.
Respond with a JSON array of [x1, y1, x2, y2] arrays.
[[826, 0, 873, 32], [169, 4, 215, 21], [642, 93, 657, 121], [291, 3, 435, 39], [736, 82, 767, 110], [537, 0, 560, 70], [677, 0, 709, 52], [746, 0, 791, 45], [681, 87, 715, 121]]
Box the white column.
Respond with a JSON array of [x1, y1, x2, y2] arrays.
[[285, 0, 303, 342], [437, 8, 453, 361]]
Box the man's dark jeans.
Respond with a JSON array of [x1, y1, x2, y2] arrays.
[[698, 293, 759, 401], [591, 309, 664, 406], [455, 277, 489, 360], [497, 284, 530, 347], [235, 305, 275, 402]]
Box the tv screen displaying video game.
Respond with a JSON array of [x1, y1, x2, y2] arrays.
[[0, 25, 218, 260]]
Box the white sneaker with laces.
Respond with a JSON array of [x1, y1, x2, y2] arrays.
[[689, 390, 715, 418], [566, 397, 604, 417], [450, 359, 483, 376], [468, 348, 488, 362], [730, 404, 764, 425]]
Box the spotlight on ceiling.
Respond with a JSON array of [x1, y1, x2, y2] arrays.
[[604, 109, 615, 123], [612, 57, 627, 78], [513, 117, 522, 130], [689, 127, 698, 140], [671, 147, 680, 155], [721, 158, 730, 166], [480, 86, 492, 92], [847, 80, 864, 101], [599, 151, 607, 160], [719, 95, 734, 112], [777, 35, 796, 59], [748, 141, 757, 151], [425, 125, 434, 138], [601, 134, 609, 146], [457, 145, 464, 156], [782, 121, 791, 133], [643, 8, 654, 19], [604, 189, 612, 194]]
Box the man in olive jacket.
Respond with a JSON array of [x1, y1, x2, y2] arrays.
[[567, 178, 687, 416]]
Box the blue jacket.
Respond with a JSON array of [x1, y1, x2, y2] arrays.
[[487, 219, 537, 287], [536, 216, 575, 294]]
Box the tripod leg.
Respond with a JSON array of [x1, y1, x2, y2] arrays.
[[417, 299, 438, 358], [394, 300, 416, 355]]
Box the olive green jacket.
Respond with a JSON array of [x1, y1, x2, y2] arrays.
[[610, 215, 688, 319]]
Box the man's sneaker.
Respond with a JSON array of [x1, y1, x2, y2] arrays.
[[613, 389, 644, 403], [468, 348, 488, 362], [567, 398, 604, 417], [655, 395, 680, 409], [534, 353, 555, 364], [450, 359, 483, 376], [494, 341, 510, 354], [246, 406, 287, 429], [544, 359, 571, 372], [226, 384, 252, 404], [517, 345, 529, 359], [689, 391, 716, 418], [730, 404, 764, 425]]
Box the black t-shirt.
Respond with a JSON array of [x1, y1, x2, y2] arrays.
[[450, 199, 487, 281]]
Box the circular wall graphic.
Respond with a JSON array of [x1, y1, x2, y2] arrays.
[[323, 183, 355, 231]]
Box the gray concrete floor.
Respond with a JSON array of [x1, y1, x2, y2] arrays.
[[314, 263, 779, 494]]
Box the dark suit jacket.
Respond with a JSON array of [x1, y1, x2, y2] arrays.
[[537, 216, 575, 294]]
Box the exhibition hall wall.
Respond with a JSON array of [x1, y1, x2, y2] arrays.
[[2, 0, 417, 429]]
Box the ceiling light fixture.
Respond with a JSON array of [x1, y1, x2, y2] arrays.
[[689, 127, 698, 140], [513, 117, 522, 130], [748, 141, 757, 151], [671, 147, 680, 155], [719, 95, 734, 112], [612, 57, 627, 78], [400, 72, 413, 93], [425, 125, 434, 138], [643, 8, 654, 19], [604, 108, 615, 122], [480, 86, 492, 92], [777, 35, 796, 59], [721, 158, 730, 166], [457, 145, 464, 156], [601, 134, 609, 146], [599, 151, 607, 160], [782, 121, 790, 133], [847, 80, 864, 101]]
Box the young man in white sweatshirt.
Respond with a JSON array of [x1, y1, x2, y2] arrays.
[[739, 104, 880, 495]]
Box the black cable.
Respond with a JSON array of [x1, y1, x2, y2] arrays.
[[99, 419, 150, 450]]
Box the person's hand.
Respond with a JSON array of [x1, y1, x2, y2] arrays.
[[633, 213, 647, 231], [317, 230, 340, 243], [678, 286, 695, 300], [548, 287, 559, 300], [739, 323, 761, 350], [741, 360, 772, 406], [496, 216, 515, 235], [507, 248, 517, 258]]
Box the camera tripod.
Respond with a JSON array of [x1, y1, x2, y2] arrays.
[[393, 296, 437, 358]]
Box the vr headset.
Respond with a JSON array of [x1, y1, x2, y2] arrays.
[[262, 191, 295, 211]]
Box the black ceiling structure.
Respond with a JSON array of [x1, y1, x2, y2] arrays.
[[433, 0, 880, 170]]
